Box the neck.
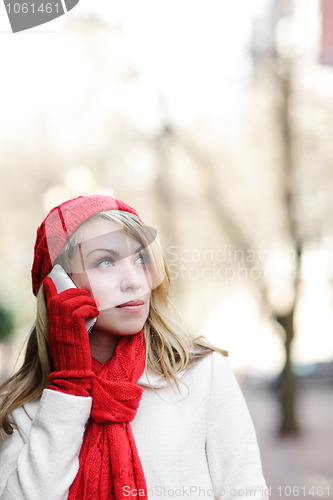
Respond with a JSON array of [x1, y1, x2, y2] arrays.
[[89, 328, 119, 364]]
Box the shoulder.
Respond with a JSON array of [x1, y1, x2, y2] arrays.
[[13, 398, 40, 425], [2, 389, 92, 443], [0, 397, 39, 447], [183, 350, 246, 407], [138, 350, 233, 394], [178, 350, 234, 398], [185, 349, 231, 382]]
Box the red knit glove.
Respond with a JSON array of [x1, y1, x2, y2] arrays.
[[43, 276, 99, 397]]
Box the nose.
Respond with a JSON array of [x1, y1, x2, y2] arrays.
[[120, 261, 142, 292]]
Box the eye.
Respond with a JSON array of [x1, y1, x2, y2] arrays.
[[135, 251, 149, 265], [95, 257, 114, 268]]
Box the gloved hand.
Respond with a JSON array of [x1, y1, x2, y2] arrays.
[[43, 276, 99, 397]]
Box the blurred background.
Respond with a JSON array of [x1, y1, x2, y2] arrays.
[[0, 0, 333, 497]]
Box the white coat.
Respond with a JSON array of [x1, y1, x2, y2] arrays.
[[0, 352, 268, 499]]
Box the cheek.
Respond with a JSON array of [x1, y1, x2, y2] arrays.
[[86, 271, 118, 309], [71, 272, 91, 290], [71, 270, 117, 309], [139, 267, 154, 293]]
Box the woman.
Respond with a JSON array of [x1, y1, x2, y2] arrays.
[[0, 194, 268, 499]]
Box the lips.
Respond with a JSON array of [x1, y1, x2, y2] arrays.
[[115, 299, 145, 313], [116, 300, 144, 308]]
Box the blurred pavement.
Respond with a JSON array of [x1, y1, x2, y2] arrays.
[[242, 383, 333, 500]]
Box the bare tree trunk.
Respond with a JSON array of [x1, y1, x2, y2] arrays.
[[275, 58, 300, 435], [276, 309, 299, 434]]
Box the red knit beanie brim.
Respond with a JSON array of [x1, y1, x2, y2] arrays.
[[31, 195, 139, 296]]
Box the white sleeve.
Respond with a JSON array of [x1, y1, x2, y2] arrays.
[[0, 389, 92, 500], [206, 352, 269, 500]]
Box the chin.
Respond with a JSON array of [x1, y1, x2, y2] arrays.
[[94, 318, 145, 336], [95, 309, 148, 336], [112, 328, 143, 336]]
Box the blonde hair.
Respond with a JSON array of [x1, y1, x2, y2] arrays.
[[0, 210, 227, 435]]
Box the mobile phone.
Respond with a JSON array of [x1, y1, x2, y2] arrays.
[[48, 264, 97, 333]]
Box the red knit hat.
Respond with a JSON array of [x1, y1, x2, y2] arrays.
[[31, 195, 139, 296]]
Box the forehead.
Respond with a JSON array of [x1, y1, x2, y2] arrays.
[[82, 218, 124, 239], [79, 218, 140, 253]]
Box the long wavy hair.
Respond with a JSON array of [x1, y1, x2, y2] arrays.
[[0, 210, 227, 435]]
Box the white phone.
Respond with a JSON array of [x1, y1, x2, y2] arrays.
[[48, 264, 97, 333]]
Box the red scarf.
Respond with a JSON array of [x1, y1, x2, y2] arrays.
[[68, 331, 147, 499]]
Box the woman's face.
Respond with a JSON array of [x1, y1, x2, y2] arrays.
[[70, 218, 152, 336]]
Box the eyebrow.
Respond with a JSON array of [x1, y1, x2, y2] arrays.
[[86, 244, 144, 258]]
